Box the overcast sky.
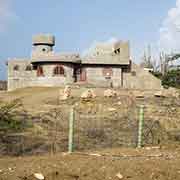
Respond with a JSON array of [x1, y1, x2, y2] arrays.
[[0, 0, 178, 80]]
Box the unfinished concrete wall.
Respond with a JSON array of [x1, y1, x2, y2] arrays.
[[85, 66, 122, 88], [32, 34, 55, 54], [8, 60, 74, 91], [0, 81, 7, 90], [8, 59, 33, 91], [30, 63, 74, 87], [123, 63, 162, 90]]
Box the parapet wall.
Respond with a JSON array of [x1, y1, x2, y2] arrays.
[[32, 34, 55, 46]]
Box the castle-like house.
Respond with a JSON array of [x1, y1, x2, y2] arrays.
[[7, 34, 161, 91]]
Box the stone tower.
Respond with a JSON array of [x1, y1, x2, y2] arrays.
[[32, 34, 55, 54]]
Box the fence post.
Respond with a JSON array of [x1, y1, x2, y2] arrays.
[[137, 105, 144, 148], [68, 106, 74, 153]]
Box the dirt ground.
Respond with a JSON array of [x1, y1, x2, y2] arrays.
[[0, 147, 180, 180], [0, 87, 180, 180]]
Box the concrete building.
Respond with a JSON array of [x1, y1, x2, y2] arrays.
[[7, 34, 162, 91], [0, 81, 7, 90]]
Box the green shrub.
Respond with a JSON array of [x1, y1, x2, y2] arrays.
[[0, 99, 31, 133], [151, 70, 180, 89], [151, 71, 163, 79], [162, 69, 180, 89]]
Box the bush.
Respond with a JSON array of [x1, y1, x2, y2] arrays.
[[151, 70, 180, 89], [162, 69, 180, 88], [0, 99, 31, 133], [151, 71, 163, 79]]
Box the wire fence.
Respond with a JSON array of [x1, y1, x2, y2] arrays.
[[72, 103, 165, 152], [0, 99, 167, 156], [73, 105, 138, 151]]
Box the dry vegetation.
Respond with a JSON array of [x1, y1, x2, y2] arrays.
[[0, 87, 180, 179]]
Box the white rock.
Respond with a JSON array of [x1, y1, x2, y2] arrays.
[[8, 167, 13, 171], [116, 172, 123, 179], [104, 89, 117, 97], [59, 86, 71, 100], [117, 101, 122, 105], [34, 173, 45, 180], [81, 89, 96, 99], [154, 91, 165, 97], [64, 85, 71, 95], [89, 153, 102, 157], [108, 107, 116, 111], [151, 146, 160, 149]]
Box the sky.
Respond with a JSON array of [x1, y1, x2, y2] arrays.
[[0, 0, 178, 80]]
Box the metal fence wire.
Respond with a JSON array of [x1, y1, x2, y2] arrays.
[[71, 100, 164, 152], [73, 104, 138, 150], [0, 98, 166, 156]]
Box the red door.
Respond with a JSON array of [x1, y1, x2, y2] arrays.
[[80, 68, 86, 81]]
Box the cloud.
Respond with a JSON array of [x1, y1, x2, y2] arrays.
[[159, 0, 180, 53], [0, 0, 17, 31]]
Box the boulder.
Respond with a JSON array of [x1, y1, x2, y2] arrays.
[[117, 101, 122, 105], [104, 89, 117, 97], [133, 91, 144, 98], [34, 173, 44, 180], [59, 86, 71, 100], [154, 90, 166, 98], [108, 107, 116, 112], [116, 172, 123, 179], [81, 89, 96, 99]]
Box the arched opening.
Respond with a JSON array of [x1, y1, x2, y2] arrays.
[[53, 65, 65, 76], [37, 65, 44, 77]]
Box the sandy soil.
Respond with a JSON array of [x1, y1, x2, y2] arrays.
[[0, 87, 180, 180], [0, 147, 180, 180]]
